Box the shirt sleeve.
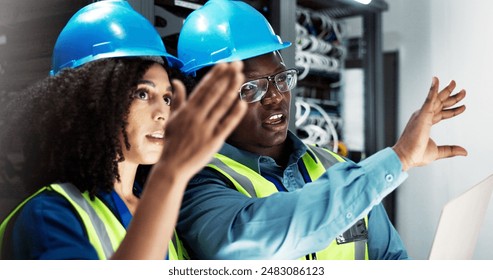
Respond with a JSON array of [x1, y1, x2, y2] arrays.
[[367, 203, 409, 260], [177, 147, 408, 260], [10, 192, 99, 260]]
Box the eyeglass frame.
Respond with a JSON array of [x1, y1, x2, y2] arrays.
[[238, 68, 298, 103]]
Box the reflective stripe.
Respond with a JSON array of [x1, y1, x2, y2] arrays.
[[168, 233, 178, 260], [170, 230, 189, 260], [209, 156, 258, 198], [171, 232, 179, 256], [53, 183, 114, 259], [85, 191, 125, 252], [308, 145, 343, 168], [355, 240, 366, 260]]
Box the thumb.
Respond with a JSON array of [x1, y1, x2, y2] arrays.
[[171, 79, 186, 113]]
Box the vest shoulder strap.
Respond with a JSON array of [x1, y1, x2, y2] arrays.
[[47, 183, 120, 259], [307, 145, 345, 168], [169, 230, 190, 260], [207, 154, 278, 198]]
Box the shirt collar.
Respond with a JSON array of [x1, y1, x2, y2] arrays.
[[218, 131, 317, 171]]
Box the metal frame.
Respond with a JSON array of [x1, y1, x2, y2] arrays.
[[270, 0, 387, 146], [363, 11, 385, 155]]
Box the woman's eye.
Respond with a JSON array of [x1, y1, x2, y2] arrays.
[[164, 96, 172, 106], [132, 89, 149, 100]]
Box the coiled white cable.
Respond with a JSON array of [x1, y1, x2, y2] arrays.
[[307, 100, 339, 152], [295, 98, 339, 152], [295, 98, 311, 127]]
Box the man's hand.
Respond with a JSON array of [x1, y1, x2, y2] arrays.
[[392, 77, 467, 171]]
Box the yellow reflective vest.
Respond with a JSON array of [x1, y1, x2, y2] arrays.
[[206, 145, 369, 260], [0, 183, 188, 260]]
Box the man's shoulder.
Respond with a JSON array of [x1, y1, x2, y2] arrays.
[[189, 165, 235, 189]]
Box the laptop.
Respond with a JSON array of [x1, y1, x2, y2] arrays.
[[428, 173, 493, 260]]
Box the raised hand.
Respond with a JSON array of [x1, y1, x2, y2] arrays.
[[158, 61, 247, 180], [392, 77, 467, 171]]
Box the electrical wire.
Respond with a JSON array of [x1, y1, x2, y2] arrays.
[[295, 98, 339, 153]]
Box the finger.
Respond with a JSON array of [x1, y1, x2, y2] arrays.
[[422, 77, 440, 112], [214, 98, 247, 140], [437, 145, 468, 159], [437, 79, 457, 102], [171, 79, 186, 113], [206, 63, 245, 123], [429, 76, 439, 96], [185, 63, 230, 117], [442, 89, 466, 108], [434, 105, 466, 123], [188, 63, 240, 117]]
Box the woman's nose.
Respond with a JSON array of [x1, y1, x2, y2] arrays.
[[153, 99, 169, 122]]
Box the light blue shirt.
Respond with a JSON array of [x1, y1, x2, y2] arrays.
[[178, 131, 409, 259]]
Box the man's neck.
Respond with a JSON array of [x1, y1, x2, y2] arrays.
[[228, 138, 293, 168]]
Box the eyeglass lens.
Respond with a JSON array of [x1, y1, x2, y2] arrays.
[[239, 69, 298, 103]]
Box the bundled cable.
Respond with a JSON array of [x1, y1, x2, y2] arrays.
[[295, 7, 346, 80], [295, 98, 339, 153]]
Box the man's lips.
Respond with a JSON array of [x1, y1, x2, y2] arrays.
[[263, 113, 287, 126]]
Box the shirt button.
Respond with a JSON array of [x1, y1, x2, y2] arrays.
[[385, 174, 394, 182], [346, 212, 353, 219]]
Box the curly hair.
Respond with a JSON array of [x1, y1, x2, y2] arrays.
[[0, 57, 192, 198]]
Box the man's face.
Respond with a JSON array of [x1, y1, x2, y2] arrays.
[[226, 51, 291, 155]]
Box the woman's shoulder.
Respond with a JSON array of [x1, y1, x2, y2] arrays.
[[14, 190, 82, 230], [21, 189, 75, 213], [8, 189, 98, 259]]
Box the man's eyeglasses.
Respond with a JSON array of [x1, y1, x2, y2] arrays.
[[239, 69, 298, 103]]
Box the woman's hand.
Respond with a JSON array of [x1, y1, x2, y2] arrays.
[[159, 61, 247, 181]]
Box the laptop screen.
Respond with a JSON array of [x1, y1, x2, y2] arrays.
[[428, 174, 493, 260]]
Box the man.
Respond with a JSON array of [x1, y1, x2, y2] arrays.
[[176, 0, 467, 260]]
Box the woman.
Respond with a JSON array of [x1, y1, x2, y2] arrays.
[[0, 1, 246, 259]]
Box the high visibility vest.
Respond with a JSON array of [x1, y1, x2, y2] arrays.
[[0, 183, 188, 260], [206, 145, 369, 260]]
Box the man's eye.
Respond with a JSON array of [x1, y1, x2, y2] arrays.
[[132, 90, 149, 100], [243, 84, 253, 90], [276, 74, 287, 82], [164, 96, 172, 106], [241, 82, 258, 94]]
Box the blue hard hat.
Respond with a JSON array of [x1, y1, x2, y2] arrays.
[[50, 0, 182, 75], [178, 0, 291, 74]]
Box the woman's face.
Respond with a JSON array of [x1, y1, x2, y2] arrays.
[[122, 63, 173, 165]]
